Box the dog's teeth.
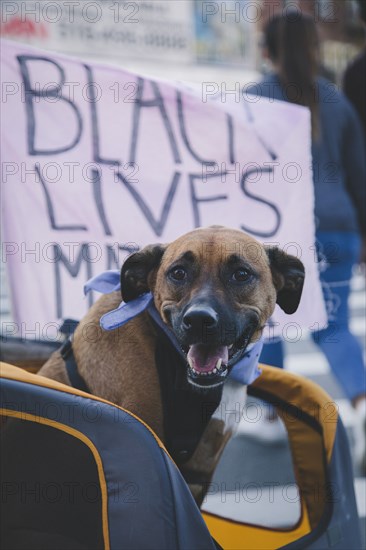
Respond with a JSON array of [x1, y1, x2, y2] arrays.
[[216, 359, 222, 370], [228, 344, 233, 349], [213, 368, 217, 374], [188, 357, 194, 369]]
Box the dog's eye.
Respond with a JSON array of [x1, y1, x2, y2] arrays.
[[169, 267, 187, 281], [231, 268, 251, 282]]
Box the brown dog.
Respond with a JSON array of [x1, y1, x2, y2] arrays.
[[39, 226, 305, 504]]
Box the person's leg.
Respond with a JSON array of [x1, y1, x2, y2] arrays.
[[312, 231, 366, 472], [311, 231, 366, 403]]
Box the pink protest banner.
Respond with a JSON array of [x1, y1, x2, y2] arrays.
[[1, 39, 326, 338]]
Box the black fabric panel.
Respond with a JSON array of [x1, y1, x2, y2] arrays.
[[1, 418, 104, 550], [154, 338, 222, 465]]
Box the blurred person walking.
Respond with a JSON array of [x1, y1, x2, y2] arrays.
[[343, 0, 366, 149], [246, 12, 366, 472], [343, 0, 366, 270]]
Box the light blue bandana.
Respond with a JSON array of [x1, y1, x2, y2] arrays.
[[84, 270, 262, 385]]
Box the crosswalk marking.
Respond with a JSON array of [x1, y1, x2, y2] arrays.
[[202, 478, 366, 527], [355, 477, 366, 518], [286, 353, 330, 375]]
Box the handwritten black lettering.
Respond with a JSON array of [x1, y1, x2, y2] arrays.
[[189, 173, 228, 227], [129, 77, 181, 165], [240, 167, 281, 237], [54, 243, 92, 318], [84, 64, 120, 166], [36, 165, 87, 231], [117, 170, 181, 237], [17, 55, 82, 155]]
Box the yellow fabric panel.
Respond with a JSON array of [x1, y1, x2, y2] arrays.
[[253, 365, 337, 530], [202, 506, 311, 550], [276, 409, 325, 529], [1, 408, 110, 550], [0, 362, 172, 459], [254, 365, 338, 464]]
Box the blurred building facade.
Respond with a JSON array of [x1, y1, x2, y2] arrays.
[[1, 0, 364, 87]]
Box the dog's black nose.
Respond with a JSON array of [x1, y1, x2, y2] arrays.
[[182, 306, 219, 332]]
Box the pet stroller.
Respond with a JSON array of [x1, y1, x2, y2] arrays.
[[0, 362, 362, 549]]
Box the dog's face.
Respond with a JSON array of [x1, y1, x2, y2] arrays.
[[121, 227, 305, 390]]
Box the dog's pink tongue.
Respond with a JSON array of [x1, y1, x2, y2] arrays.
[[187, 344, 229, 373]]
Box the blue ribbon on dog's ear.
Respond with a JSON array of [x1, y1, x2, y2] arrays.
[[84, 270, 121, 295], [100, 293, 154, 331], [84, 270, 153, 331]]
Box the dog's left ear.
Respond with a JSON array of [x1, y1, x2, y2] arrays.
[[265, 247, 305, 314], [121, 244, 167, 302]]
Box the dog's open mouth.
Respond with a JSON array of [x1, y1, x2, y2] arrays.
[[184, 325, 255, 389], [187, 343, 229, 384]]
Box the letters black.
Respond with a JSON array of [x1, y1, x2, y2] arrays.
[[36, 165, 87, 231], [84, 64, 120, 166], [177, 90, 215, 166], [129, 77, 181, 165], [240, 167, 281, 238], [242, 100, 277, 161], [17, 55, 83, 156], [117, 170, 181, 237], [227, 114, 235, 165], [189, 173, 228, 228], [90, 168, 112, 236], [54, 244, 93, 318]]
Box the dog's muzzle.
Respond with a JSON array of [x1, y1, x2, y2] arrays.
[[177, 304, 259, 389], [84, 270, 262, 391]]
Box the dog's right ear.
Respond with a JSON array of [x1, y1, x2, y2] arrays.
[[121, 244, 167, 302], [265, 246, 305, 314]]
